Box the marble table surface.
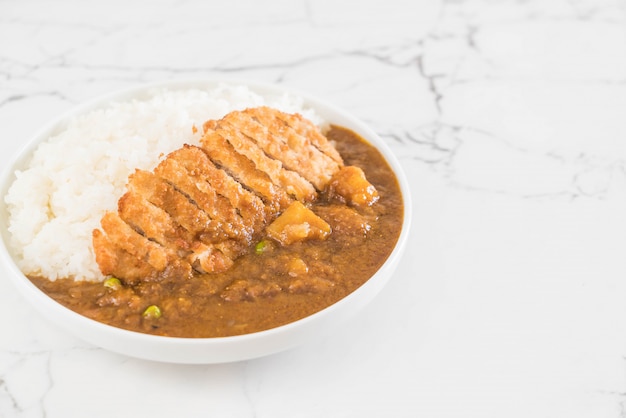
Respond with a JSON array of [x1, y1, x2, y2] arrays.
[[2, 0, 626, 416]]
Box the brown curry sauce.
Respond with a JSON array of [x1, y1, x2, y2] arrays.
[[29, 126, 404, 338]]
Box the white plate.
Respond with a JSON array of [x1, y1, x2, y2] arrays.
[[0, 79, 411, 364]]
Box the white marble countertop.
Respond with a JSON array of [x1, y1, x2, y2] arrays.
[[2, 0, 626, 416]]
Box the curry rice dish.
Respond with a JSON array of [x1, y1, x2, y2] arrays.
[[9, 92, 403, 338]]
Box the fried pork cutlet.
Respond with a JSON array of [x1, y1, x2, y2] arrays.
[[92, 107, 377, 284], [207, 107, 342, 190]]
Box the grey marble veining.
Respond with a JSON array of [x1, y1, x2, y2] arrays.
[[2, 0, 626, 416]]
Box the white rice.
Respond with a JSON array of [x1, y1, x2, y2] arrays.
[[5, 83, 323, 282]]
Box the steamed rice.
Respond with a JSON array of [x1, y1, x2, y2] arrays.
[[5, 84, 323, 282]]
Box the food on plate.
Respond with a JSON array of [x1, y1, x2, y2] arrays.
[[5, 85, 403, 337]]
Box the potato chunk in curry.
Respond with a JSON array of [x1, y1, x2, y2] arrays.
[[266, 201, 331, 245], [328, 165, 379, 207]]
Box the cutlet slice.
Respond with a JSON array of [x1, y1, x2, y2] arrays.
[[92, 228, 156, 283], [163, 145, 266, 236], [128, 169, 228, 243], [212, 118, 318, 202], [274, 109, 343, 164], [99, 211, 169, 271], [154, 149, 248, 242], [200, 127, 292, 213], [188, 243, 234, 274], [230, 107, 342, 190], [118, 191, 193, 252]]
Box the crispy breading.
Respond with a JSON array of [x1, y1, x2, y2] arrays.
[[99, 211, 170, 271], [225, 107, 343, 190], [200, 129, 293, 212], [92, 228, 155, 280], [212, 117, 317, 202], [118, 191, 192, 251], [154, 148, 247, 240]]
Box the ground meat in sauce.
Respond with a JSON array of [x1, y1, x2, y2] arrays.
[[29, 125, 404, 338]]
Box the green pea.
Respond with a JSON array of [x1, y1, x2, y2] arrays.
[[103, 277, 122, 290], [142, 305, 162, 320], [255, 240, 269, 254]]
